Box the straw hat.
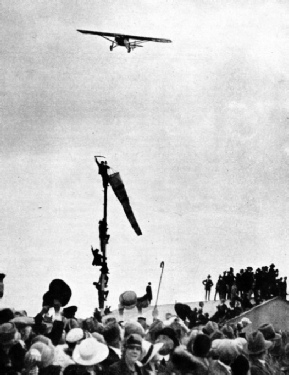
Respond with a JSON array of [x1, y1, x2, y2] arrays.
[[72, 338, 109, 366]]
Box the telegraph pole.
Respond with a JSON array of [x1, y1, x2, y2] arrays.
[[94, 156, 110, 311]]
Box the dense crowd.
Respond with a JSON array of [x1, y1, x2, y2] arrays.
[[1, 301, 289, 375]]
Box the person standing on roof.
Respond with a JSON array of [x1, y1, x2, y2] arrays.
[[202, 275, 214, 301]]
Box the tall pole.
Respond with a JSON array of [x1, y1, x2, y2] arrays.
[[94, 157, 110, 311], [153, 262, 164, 318]]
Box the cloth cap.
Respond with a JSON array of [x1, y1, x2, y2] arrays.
[[66, 328, 85, 343], [240, 317, 252, 325], [247, 331, 272, 355], [0, 322, 17, 345], [72, 337, 109, 366]]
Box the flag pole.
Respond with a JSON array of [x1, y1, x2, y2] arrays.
[[153, 262, 164, 318]]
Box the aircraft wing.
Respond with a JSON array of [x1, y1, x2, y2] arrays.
[[77, 30, 172, 43]]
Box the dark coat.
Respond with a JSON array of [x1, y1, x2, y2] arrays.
[[108, 359, 143, 375]]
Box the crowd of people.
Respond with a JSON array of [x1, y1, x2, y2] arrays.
[[1, 301, 289, 375], [202, 264, 288, 304]]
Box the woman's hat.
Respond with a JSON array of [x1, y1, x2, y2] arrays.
[[30, 341, 55, 368], [72, 338, 109, 366], [124, 333, 143, 349], [155, 327, 179, 348], [247, 331, 272, 355], [140, 340, 163, 365]]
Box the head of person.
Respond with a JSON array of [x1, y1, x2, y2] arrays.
[[247, 331, 272, 359], [102, 321, 121, 347], [231, 354, 250, 375], [123, 334, 143, 364]]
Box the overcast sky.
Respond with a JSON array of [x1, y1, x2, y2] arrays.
[[1, 0, 289, 318]]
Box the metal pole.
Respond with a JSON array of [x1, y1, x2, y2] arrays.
[[153, 262, 164, 317]]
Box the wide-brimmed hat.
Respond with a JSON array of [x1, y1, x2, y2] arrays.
[[73, 338, 109, 366], [258, 323, 281, 341], [0, 322, 17, 345], [10, 316, 35, 327], [63, 306, 78, 319], [247, 331, 272, 355], [140, 340, 163, 366]]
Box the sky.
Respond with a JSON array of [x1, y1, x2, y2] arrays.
[[1, 0, 289, 318]]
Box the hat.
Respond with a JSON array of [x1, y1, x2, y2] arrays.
[[30, 342, 55, 368], [31, 335, 53, 347], [48, 279, 72, 307], [202, 321, 219, 336], [175, 303, 191, 321], [247, 331, 272, 355], [63, 306, 78, 319], [258, 323, 281, 341], [155, 327, 179, 348], [124, 321, 145, 338], [221, 325, 235, 339], [148, 319, 164, 341], [231, 354, 250, 375], [66, 328, 85, 343], [240, 317, 252, 325], [10, 316, 35, 327], [0, 322, 17, 345], [210, 330, 225, 341], [72, 338, 109, 366], [119, 291, 137, 309], [140, 340, 163, 366], [214, 339, 241, 363], [0, 308, 14, 325], [124, 333, 143, 349], [103, 321, 121, 344]]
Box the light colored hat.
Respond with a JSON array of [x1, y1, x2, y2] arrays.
[[72, 337, 109, 366], [240, 317, 252, 325], [119, 291, 137, 309], [124, 321, 145, 338], [66, 328, 84, 343], [30, 342, 55, 368], [215, 339, 241, 363], [10, 316, 35, 327], [140, 340, 163, 365]]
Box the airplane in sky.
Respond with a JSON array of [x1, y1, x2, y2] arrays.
[[77, 30, 172, 53]]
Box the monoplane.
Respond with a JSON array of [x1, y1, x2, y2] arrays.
[[77, 30, 172, 53]]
